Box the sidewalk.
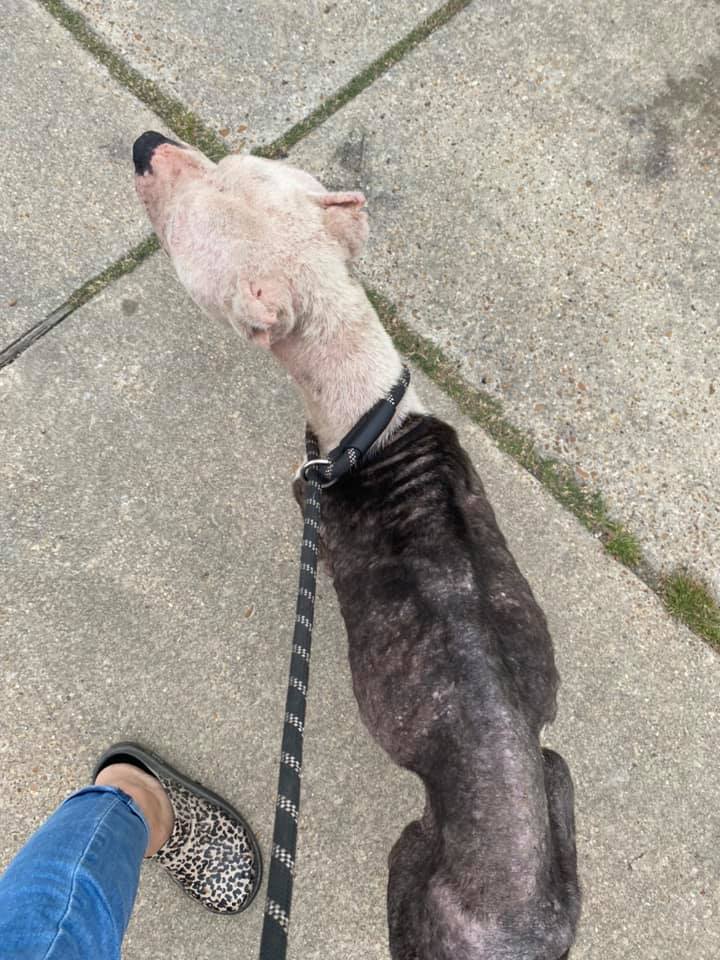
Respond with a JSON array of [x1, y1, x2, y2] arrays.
[[2, 2, 719, 958]]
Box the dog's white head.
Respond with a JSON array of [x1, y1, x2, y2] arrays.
[[133, 131, 369, 348]]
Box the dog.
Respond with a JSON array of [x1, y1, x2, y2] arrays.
[[133, 131, 581, 959]]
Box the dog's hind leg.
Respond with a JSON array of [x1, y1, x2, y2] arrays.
[[387, 812, 437, 960], [542, 748, 582, 951]]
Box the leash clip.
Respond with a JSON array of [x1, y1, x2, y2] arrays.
[[300, 457, 332, 484]]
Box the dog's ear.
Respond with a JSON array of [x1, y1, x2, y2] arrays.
[[229, 279, 287, 348], [311, 191, 369, 260]]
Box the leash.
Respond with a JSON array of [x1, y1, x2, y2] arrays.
[[258, 365, 411, 960]]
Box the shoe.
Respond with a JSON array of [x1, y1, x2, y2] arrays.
[[93, 741, 262, 914]]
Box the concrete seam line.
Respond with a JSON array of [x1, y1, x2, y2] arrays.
[[0, 236, 159, 371], [254, 0, 476, 159]]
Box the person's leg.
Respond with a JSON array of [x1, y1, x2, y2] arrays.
[[1, 743, 261, 959], [0, 765, 173, 960]]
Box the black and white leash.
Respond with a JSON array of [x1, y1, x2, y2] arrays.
[[258, 428, 321, 960], [258, 365, 411, 960]]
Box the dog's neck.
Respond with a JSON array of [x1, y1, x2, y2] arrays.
[[271, 293, 424, 455]]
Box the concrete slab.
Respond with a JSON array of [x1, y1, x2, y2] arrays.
[[1, 253, 718, 957], [290, 0, 720, 597], [64, 0, 438, 151], [0, 0, 171, 347]]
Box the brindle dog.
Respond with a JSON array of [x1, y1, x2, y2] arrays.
[[133, 131, 581, 959], [301, 417, 580, 960]]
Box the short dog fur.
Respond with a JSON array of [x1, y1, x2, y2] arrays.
[[133, 132, 581, 959]]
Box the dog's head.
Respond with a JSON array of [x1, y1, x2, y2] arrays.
[[132, 131, 368, 348]]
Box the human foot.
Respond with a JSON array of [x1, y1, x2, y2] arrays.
[[93, 742, 262, 914]]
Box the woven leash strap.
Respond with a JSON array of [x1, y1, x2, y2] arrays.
[[258, 429, 322, 960], [258, 367, 410, 959]]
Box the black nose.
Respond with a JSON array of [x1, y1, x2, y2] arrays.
[[133, 131, 182, 175]]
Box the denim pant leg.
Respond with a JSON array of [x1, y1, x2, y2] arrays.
[[0, 786, 149, 960]]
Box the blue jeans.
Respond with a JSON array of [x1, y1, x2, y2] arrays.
[[0, 787, 148, 959]]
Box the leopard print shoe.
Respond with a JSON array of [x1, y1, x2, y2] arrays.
[[93, 741, 262, 915]]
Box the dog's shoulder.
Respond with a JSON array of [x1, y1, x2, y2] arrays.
[[322, 414, 499, 550]]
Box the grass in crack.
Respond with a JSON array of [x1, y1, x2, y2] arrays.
[[37, 0, 229, 161], [255, 0, 475, 159], [65, 235, 160, 311], [0, 235, 160, 370], [663, 573, 720, 646], [27, 2, 720, 648], [604, 528, 643, 568]]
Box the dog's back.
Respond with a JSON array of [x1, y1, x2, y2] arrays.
[[316, 416, 581, 959]]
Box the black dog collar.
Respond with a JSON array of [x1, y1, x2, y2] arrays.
[[302, 365, 411, 487]]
